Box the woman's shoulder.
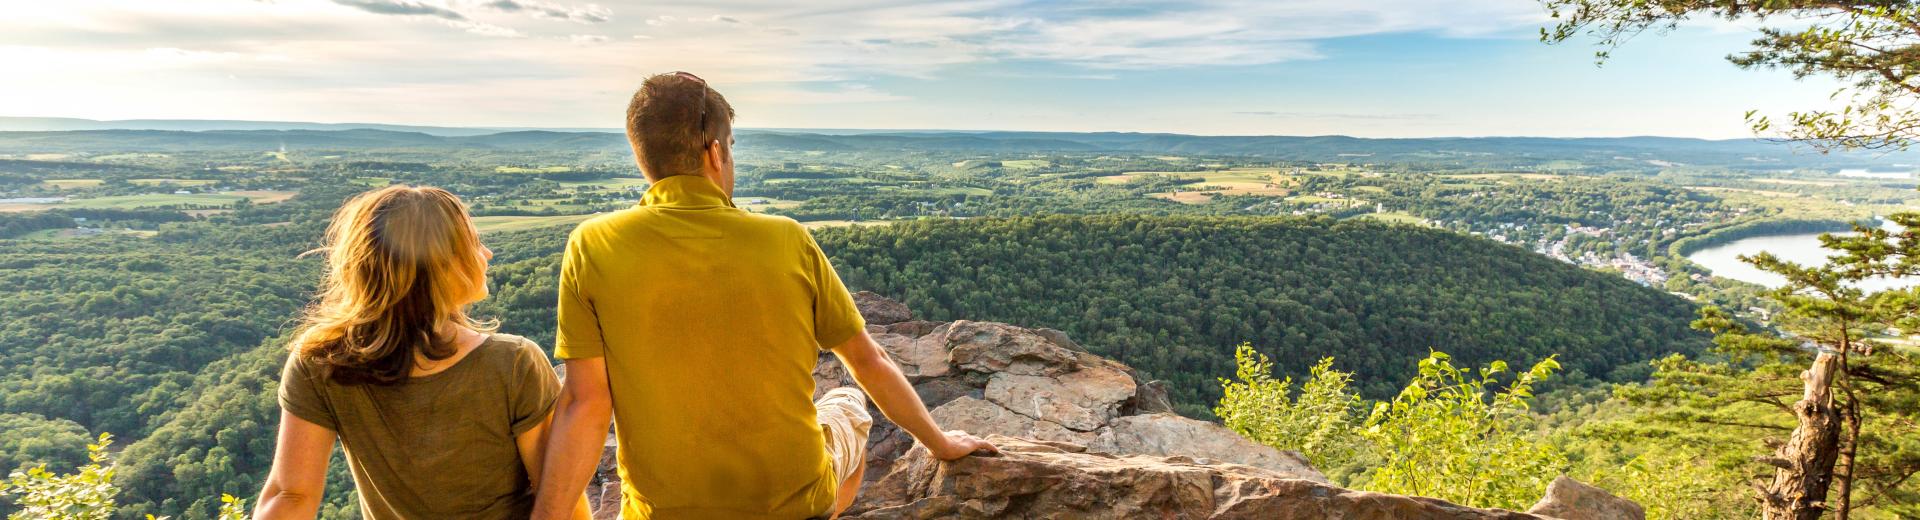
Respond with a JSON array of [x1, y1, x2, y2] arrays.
[[477, 333, 550, 367]]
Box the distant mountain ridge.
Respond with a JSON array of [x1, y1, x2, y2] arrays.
[[1, 117, 1915, 169], [0, 116, 614, 137]]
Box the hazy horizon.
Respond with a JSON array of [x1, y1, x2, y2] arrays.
[[0, 115, 1858, 142]]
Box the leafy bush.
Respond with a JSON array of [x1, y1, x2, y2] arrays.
[[1215, 344, 1366, 480], [1218, 348, 1566, 510], [1358, 351, 1564, 510], [0, 433, 250, 520], [0, 433, 118, 520]]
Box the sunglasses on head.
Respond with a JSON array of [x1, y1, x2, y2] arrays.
[[672, 71, 714, 148]]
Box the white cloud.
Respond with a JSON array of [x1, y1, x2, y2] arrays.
[[331, 0, 467, 21], [11, 0, 1818, 137], [480, 0, 611, 24]]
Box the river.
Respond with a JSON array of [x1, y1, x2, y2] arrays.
[[1686, 228, 1917, 291]]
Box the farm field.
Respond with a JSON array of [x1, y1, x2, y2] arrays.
[[60, 193, 246, 209], [472, 214, 598, 233], [130, 179, 217, 187], [555, 177, 650, 191], [1100, 168, 1291, 204], [1442, 173, 1567, 181], [495, 166, 574, 173], [228, 190, 298, 204], [800, 219, 899, 229], [41, 179, 103, 189], [1690, 186, 1803, 198], [1752, 178, 1842, 186], [1356, 211, 1429, 225]]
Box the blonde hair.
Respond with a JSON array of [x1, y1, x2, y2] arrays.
[[291, 185, 494, 385]]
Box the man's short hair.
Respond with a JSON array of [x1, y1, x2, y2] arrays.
[[625, 72, 735, 180]]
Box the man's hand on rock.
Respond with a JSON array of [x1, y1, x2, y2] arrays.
[[929, 430, 999, 461]]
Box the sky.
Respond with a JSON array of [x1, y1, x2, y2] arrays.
[[0, 0, 1853, 138]]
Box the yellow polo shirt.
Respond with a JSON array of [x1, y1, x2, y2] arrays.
[[554, 175, 866, 519]]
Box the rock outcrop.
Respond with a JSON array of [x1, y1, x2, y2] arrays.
[[579, 293, 1632, 519], [1527, 476, 1646, 520], [814, 295, 1326, 487], [849, 436, 1542, 519]]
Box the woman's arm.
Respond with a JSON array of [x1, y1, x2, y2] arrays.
[[516, 409, 593, 520], [254, 410, 335, 520]]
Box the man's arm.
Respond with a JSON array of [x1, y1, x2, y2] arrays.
[[530, 357, 614, 520], [831, 330, 997, 460], [516, 410, 592, 520]]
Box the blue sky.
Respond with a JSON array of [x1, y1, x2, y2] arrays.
[[0, 0, 1847, 137]]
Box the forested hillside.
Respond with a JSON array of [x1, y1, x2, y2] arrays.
[[810, 215, 1712, 414], [0, 211, 1712, 516]]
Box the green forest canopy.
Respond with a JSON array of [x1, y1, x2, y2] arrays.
[[809, 215, 1711, 414], [0, 211, 1713, 515]]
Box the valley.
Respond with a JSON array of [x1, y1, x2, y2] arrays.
[[1, 127, 1917, 518]]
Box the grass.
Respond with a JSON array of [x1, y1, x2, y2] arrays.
[[130, 179, 218, 187], [736, 197, 805, 211], [801, 220, 899, 229], [227, 190, 298, 204], [1001, 159, 1051, 169], [764, 177, 877, 185], [1444, 173, 1567, 181], [1753, 179, 1842, 187], [1357, 211, 1428, 225], [1152, 192, 1216, 204], [1107, 168, 1290, 203], [0, 204, 48, 213], [353, 177, 393, 187], [554, 177, 651, 191], [16, 229, 64, 239], [41, 179, 103, 189], [1690, 186, 1803, 198], [11, 228, 154, 240], [473, 214, 598, 233], [495, 166, 575, 174], [1706, 187, 1908, 222], [1288, 195, 1356, 204], [876, 186, 992, 197], [61, 193, 246, 210]]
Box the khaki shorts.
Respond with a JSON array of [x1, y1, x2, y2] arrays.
[[816, 387, 873, 485]]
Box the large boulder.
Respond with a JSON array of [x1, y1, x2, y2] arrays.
[[827, 301, 1288, 488], [929, 396, 1093, 446], [846, 436, 1541, 520], [1527, 476, 1646, 520], [1091, 413, 1322, 480], [854, 291, 914, 325], [982, 368, 1133, 431]]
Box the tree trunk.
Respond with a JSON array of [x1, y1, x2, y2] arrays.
[[1760, 352, 1843, 520]]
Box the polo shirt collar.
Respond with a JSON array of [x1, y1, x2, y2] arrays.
[[639, 175, 735, 209]]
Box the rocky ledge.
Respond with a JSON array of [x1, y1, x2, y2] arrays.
[[582, 292, 1642, 519]]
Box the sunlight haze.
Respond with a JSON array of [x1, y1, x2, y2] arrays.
[[0, 0, 1851, 137]]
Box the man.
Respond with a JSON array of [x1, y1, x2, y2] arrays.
[[530, 72, 997, 520]]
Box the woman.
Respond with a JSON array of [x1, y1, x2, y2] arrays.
[[255, 186, 587, 519]]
